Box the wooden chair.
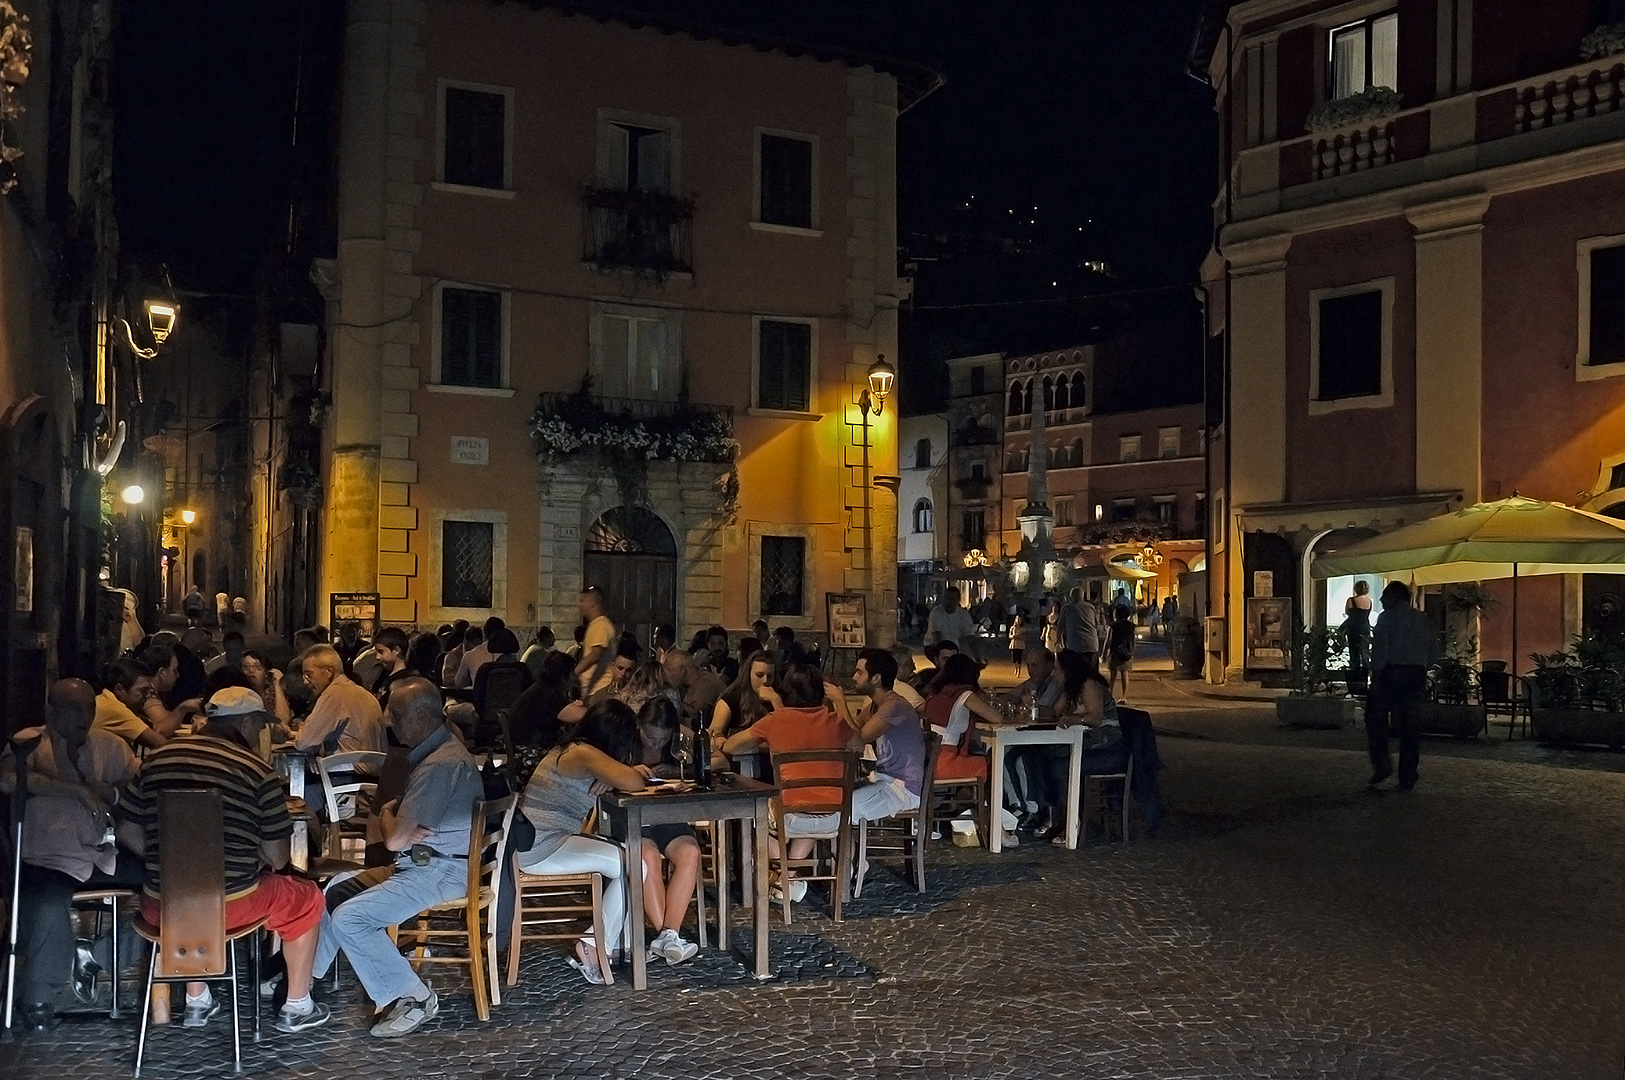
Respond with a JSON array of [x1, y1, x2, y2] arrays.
[[70, 887, 140, 1019], [928, 770, 987, 846], [315, 750, 387, 861], [768, 749, 859, 925], [395, 794, 514, 1020], [855, 732, 941, 897], [505, 846, 616, 987], [1081, 756, 1135, 843], [132, 789, 264, 1078]]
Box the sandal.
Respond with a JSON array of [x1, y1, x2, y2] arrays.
[[567, 941, 609, 985]]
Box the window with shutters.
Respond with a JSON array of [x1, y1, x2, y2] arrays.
[[960, 510, 986, 552], [756, 131, 816, 230], [441, 520, 494, 608], [1159, 427, 1181, 459], [593, 305, 679, 400], [1119, 435, 1142, 463], [755, 317, 815, 413], [759, 536, 806, 616], [1579, 236, 1625, 379], [439, 83, 510, 190], [914, 438, 932, 469], [1309, 278, 1393, 412], [912, 499, 933, 534], [436, 285, 506, 389]]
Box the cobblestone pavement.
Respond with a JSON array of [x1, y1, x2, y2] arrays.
[[4, 731, 1622, 1079]]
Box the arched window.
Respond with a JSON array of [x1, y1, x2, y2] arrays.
[[1070, 437, 1086, 467], [1007, 382, 1023, 416], [912, 498, 933, 534], [914, 438, 932, 469], [1069, 372, 1086, 410], [1054, 374, 1069, 410], [1042, 376, 1054, 412]]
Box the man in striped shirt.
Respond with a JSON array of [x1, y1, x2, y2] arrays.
[[117, 687, 330, 1033]]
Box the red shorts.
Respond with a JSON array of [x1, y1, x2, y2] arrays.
[[141, 872, 325, 941]]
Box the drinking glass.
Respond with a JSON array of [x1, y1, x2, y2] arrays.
[[673, 730, 693, 783]]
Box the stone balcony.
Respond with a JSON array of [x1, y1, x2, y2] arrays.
[[1228, 53, 1625, 222]]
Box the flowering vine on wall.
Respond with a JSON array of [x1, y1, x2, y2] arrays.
[[0, 2, 32, 195]]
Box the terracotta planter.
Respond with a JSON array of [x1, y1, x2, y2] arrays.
[[1414, 701, 1486, 738], [1276, 696, 1357, 729], [1531, 708, 1625, 748]]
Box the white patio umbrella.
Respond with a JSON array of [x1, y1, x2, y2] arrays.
[[1310, 495, 1625, 679]]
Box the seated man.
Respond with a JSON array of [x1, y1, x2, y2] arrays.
[[911, 639, 958, 694], [94, 659, 165, 751], [660, 649, 726, 730], [117, 687, 330, 1033], [1014, 646, 1066, 721], [721, 663, 856, 902], [295, 644, 388, 756], [136, 644, 202, 736], [314, 677, 483, 1037], [840, 648, 926, 825], [0, 679, 142, 1030]]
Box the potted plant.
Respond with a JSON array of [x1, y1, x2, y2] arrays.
[[1415, 637, 1486, 738], [1276, 625, 1357, 729], [1529, 631, 1625, 748]]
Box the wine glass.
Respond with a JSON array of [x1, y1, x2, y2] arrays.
[[673, 730, 693, 783]]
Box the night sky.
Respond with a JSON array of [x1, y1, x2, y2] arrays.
[[114, 0, 1216, 411]]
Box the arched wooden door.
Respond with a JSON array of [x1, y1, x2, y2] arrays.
[[0, 398, 63, 732], [582, 506, 677, 651]]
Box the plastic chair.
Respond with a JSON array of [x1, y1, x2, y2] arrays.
[[395, 794, 515, 1019], [316, 750, 386, 861], [768, 749, 859, 925], [131, 789, 264, 1077]]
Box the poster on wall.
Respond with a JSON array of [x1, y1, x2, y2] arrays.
[[1245, 596, 1291, 670], [330, 592, 381, 641], [1252, 571, 1274, 598], [825, 592, 868, 649]]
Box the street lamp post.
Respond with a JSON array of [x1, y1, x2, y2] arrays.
[[856, 356, 895, 601]]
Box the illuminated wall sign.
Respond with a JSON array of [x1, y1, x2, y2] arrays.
[[450, 437, 489, 466]]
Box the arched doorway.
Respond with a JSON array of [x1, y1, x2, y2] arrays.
[[583, 506, 677, 650], [0, 398, 63, 732]]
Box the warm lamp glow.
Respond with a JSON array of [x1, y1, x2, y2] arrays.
[[180, 508, 196, 525], [120, 485, 145, 505], [146, 302, 177, 344], [867, 355, 895, 402]]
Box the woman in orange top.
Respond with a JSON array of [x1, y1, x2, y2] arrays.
[[922, 653, 1007, 781]]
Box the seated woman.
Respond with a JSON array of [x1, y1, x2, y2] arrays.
[[922, 653, 1005, 783], [1031, 648, 1130, 844], [614, 658, 679, 714], [515, 699, 652, 983], [707, 649, 781, 740], [242, 650, 293, 726], [623, 698, 701, 964]]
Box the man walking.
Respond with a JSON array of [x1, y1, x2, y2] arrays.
[[575, 587, 618, 701], [314, 677, 484, 1037], [926, 591, 981, 664], [1367, 582, 1438, 792], [1058, 588, 1101, 670]]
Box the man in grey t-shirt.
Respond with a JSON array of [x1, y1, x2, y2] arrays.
[[314, 678, 484, 1037], [926, 591, 982, 663], [1058, 587, 1102, 669]]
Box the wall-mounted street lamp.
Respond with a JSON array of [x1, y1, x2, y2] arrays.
[[859, 354, 895, 416], [120, 484, 145, 505], [146, 302, 177, 343], [179, 508, 196, 525]]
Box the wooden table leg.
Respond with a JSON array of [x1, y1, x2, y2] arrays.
[[625, 804, 647, 991], [1064, 731, 1082, 850], [752, 799, 770, 980], [987, 735, 1006, 853]]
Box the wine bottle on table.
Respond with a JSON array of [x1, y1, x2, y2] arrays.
[[693, 724, 712, 787]]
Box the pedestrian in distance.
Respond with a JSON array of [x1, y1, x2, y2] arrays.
[[1366, 581, 1438, 792]]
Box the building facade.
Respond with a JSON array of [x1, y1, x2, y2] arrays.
[[943, 351, 1005, 573], [999, 345, 1207, 604], [312, 0, 935, 648], [1194, 0, 1625, 680], [897, 413, 948, 606], [0, 0, 126, 725]]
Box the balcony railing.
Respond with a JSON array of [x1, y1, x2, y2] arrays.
[[536, 391, 729, 424], [582, 187, 694, 275], [531, 391, 733, 464]]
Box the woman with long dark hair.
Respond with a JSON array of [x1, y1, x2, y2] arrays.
[[624, 697, 702, 964], [515, 699, 651, 983], [1031, 648, 1129, 843], [922, 653, 1005, 782], [707, 649, 781, 738]]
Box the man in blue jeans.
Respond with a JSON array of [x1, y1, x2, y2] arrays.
[[1367, 581, 1439, 792], [314, 677, 483, 1037]]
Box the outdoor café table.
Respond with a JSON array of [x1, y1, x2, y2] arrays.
[[272, 746, 315, 871], [978, 722, 1084, 853], [596, 774, 777, 990]]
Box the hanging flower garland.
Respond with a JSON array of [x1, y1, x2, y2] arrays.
[[0, 2, 32, 195]]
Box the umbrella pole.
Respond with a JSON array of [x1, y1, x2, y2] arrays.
[[1511, 563, 1520, 740]]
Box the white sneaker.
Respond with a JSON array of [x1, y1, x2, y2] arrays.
[[651, 929, 698, 965], [770, 879, 809, 903]]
